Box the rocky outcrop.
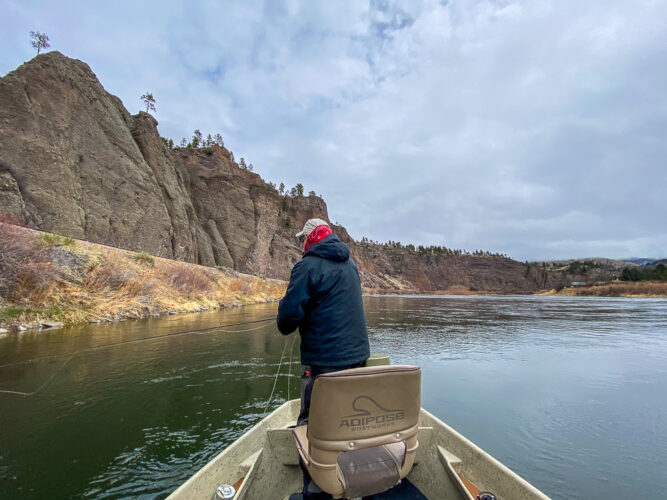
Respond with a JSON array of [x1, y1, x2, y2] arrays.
[[0, 52, 568, 293], [129, 112, 200, 260], [0, 52, 185, 257]]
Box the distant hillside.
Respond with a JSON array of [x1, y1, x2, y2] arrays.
[[0, 52, 569, 294], [534, 257, 635, 270], [622, 258, 660, 266]]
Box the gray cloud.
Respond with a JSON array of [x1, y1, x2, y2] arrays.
[[2, 0, 666, 260]]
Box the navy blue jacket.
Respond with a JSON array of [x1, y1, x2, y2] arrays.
[[277, 234, 370, 367]]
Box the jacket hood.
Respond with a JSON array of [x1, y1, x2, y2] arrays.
[[304, 234, 350, 262]]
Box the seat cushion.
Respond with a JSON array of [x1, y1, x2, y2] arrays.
[[336, 442, 406, 497]]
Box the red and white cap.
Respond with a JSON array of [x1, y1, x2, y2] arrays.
[[295, 218, 329, 241]]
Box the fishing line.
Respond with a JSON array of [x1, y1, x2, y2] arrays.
[[261, 335, 289, 419], [0, 316, 276, 396], [0, 317, 276, 370], [286, 333, 298, 401], [0, 353, 77, 397]]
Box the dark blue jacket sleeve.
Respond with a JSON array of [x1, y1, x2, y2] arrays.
[[276, 260, 311, 334]]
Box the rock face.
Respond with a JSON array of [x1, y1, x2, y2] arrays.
[[172, 146, 326, 278], [0, 52, 186, 258], [347, 243, 561, 293], [0, 52, 566, 293]]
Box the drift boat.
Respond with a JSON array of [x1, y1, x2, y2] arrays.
[[168, 357, 549, 500]]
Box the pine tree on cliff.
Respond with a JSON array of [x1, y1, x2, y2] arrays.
[[192, 129, 202, 148], [29, 31, 50, 55], [239, 157, 247, 170], [279, 183, 285, 195], [214, 133, 224, 147], [295, 183, 304, 196], [140, 92, 156, 113]]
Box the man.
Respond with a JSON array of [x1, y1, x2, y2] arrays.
[[277, 218, 370, 500]]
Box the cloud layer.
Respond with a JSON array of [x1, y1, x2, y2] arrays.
[[2, 0, 666, 260]]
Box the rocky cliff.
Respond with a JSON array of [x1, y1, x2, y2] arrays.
[[0, 52, 566, 293]]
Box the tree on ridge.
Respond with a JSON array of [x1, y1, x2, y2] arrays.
[[30, 31, 50, 55], [192, 129, 202, 148], [140, 92, 156, 113]]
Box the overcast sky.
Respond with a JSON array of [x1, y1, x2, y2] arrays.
[[2, 0, 666, 261]]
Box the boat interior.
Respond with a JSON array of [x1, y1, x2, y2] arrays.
[[168, 361, 549, 499]]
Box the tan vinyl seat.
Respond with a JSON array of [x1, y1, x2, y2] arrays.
[[292, 365, 421, 498]]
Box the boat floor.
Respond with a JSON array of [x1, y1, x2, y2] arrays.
[[283, 478, 428, 499]]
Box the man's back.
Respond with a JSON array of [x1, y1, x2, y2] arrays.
[[277, 233, 369, 366]]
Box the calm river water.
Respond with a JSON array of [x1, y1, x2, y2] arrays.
[[1, 296, 666, 499]]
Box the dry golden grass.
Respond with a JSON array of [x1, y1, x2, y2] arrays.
[[431, 285, 495, 296], [0, 223, 286, 330], [540, 281, 667, 297]]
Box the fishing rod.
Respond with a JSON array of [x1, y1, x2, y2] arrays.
[[0, 316, 278, 396]]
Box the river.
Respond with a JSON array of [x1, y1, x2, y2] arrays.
[[1, 295, 666, 499]]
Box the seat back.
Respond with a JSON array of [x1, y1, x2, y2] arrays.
[[309, 365, 421, 448], [302, 365, 421, 497]]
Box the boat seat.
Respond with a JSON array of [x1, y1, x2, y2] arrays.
[[292, 365, 421, 499]]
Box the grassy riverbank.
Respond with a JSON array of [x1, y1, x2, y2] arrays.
[[538, 281, 667, 298], [0, 223, 286, 332]]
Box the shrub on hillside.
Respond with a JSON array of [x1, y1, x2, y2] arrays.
[[215, 265, 236, 277], [84, 259, 157, 298], [121, 275, 157, 297], [167, 264, 212, 296], [40, 232, 76, 247], [133, 251, 154, 266], [16, 261, 57, 303], [0, 223, 57, 301], [84, 260, 137, 292], [0, 213, 26, 226], [228, 277, 252, 295]]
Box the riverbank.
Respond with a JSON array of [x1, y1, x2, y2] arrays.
[[537, 281, 667, 298], [363, 285, 500, 295], [0, 223, 286, 333]]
